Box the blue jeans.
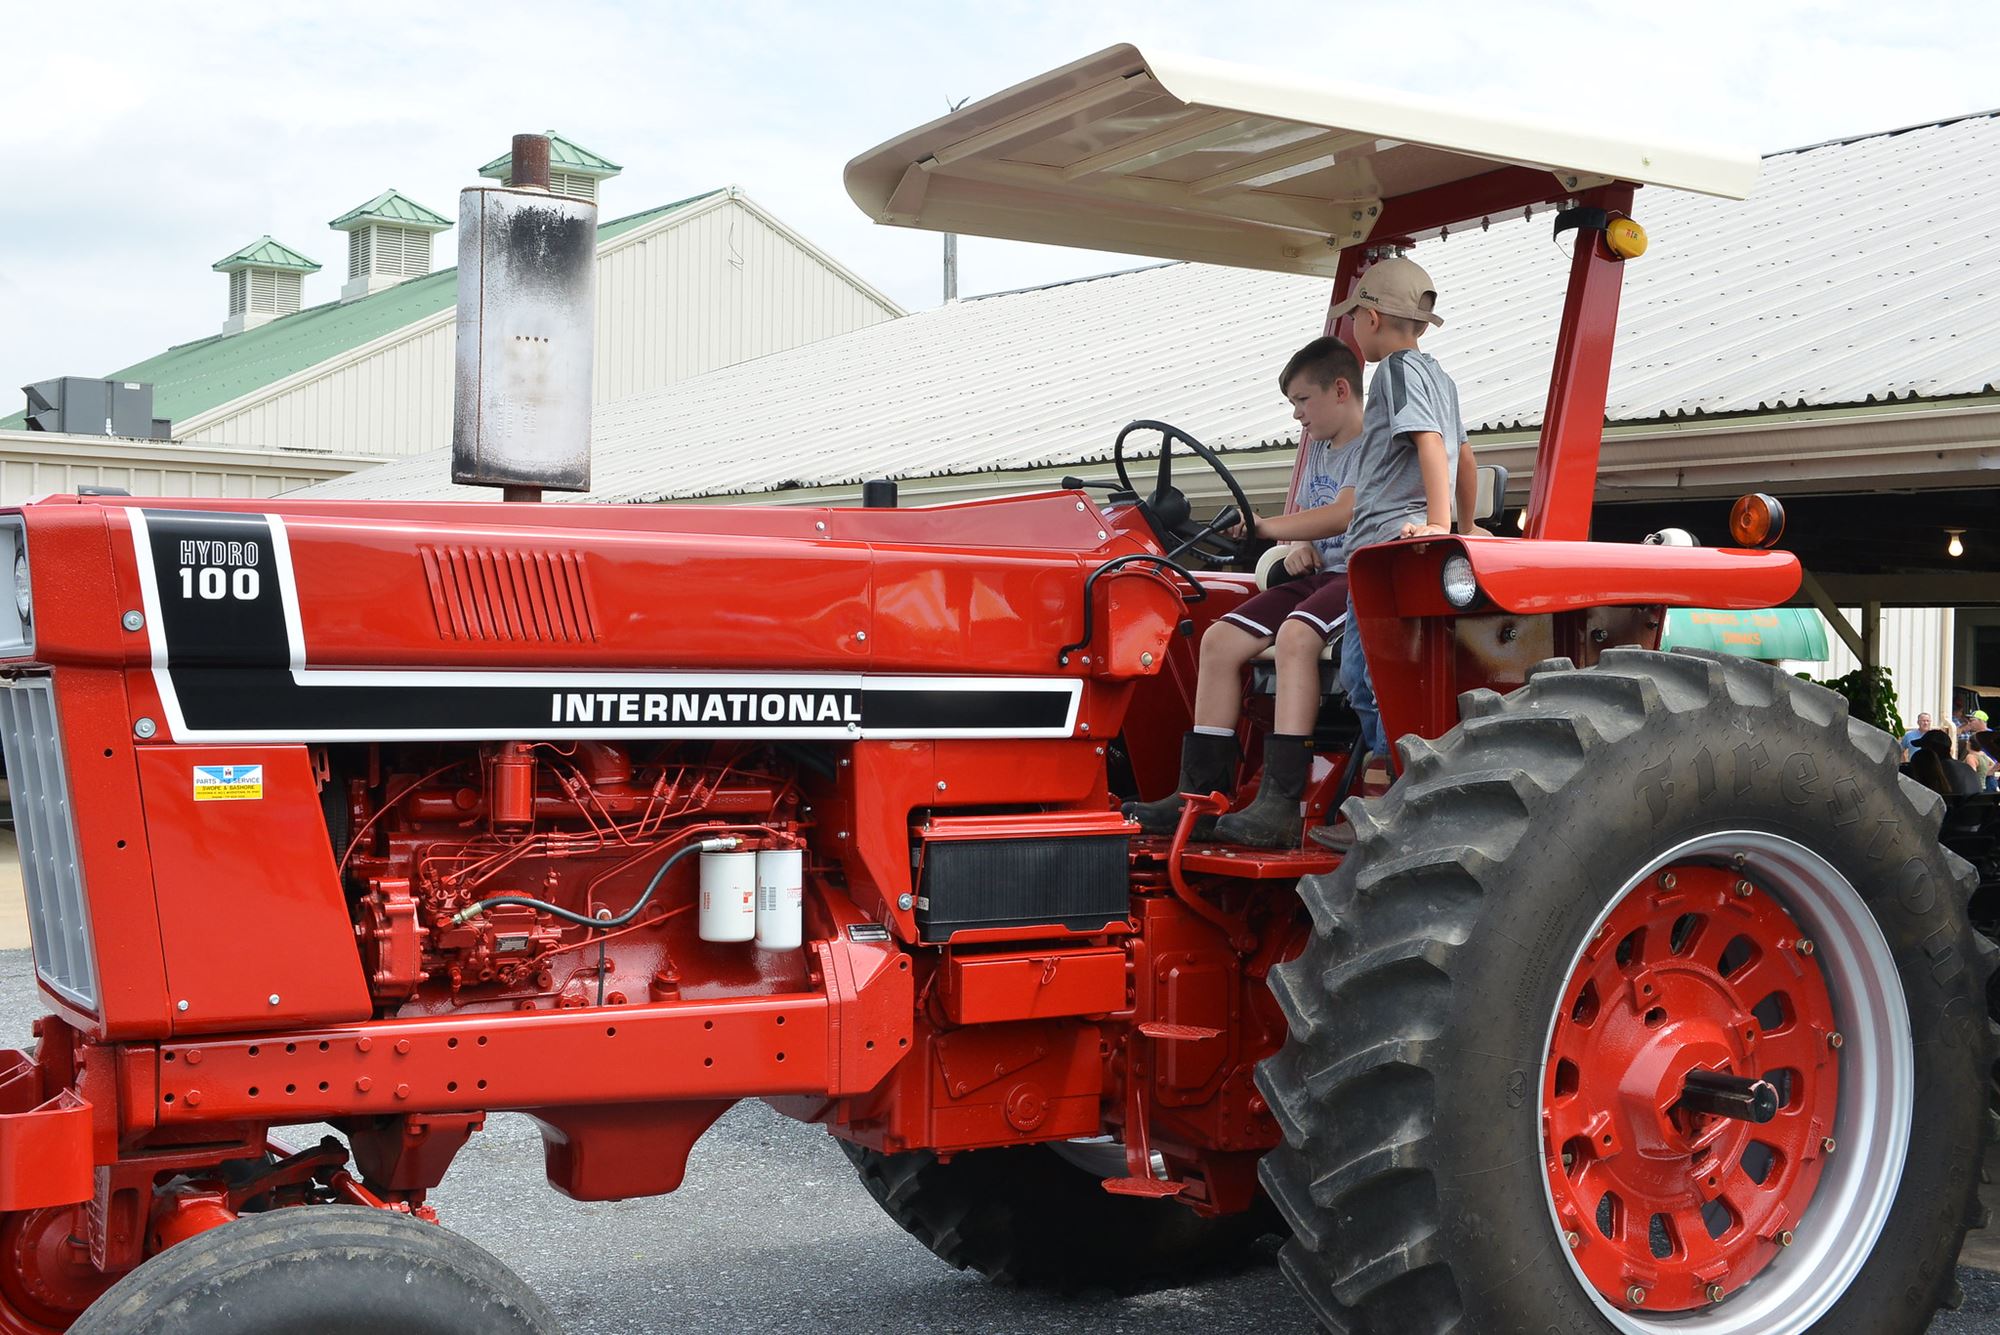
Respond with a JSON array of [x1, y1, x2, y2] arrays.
[[1338, 595, 1387, 759]]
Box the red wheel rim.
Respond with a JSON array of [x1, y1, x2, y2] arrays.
[[0, 1207, 117, 1334], [1542, 864, 1840, 1312]]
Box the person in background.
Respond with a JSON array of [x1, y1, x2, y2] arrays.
[[1903, 711, 1934, 759]]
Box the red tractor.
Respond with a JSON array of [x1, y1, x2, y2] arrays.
[[0, 45, 1988, 1335]]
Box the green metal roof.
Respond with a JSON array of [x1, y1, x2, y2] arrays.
[[211, 236, 320, 273], [2, 192, 720, 432], [1661, 607, 1829, 662], [328, 189, 452, 232], [479, 133, 622, 181]]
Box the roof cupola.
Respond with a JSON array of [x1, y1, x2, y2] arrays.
[[212, 236, 320, 336], [478, 132, 621, 203], [329, 189, 453, 303]]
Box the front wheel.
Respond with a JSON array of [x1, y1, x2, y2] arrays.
[[1258, 649, 1995, 1334], [69, 1206, 558, 1335]]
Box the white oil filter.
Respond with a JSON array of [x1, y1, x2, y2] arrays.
[[755, 848, 805, 951], [698, 849, 756, 943]]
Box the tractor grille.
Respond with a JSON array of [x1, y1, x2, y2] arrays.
[[0, 678, 98, 1011]]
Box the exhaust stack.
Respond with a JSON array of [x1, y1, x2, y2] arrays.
[[451, 133, 596, 502]]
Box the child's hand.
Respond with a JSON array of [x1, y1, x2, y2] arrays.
[[1399, 521, 1450, 539], [1462, 522, 1494, 538], [1227, 512, 1256, 540], [1283, 543, 1320, 576]]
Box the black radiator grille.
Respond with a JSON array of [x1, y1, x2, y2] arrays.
[[917, 834, 1128, 942]]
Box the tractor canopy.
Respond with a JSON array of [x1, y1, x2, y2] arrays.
[[846, 43, 1758, 276]]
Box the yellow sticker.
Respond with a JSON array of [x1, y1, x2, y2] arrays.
[[193, 764, 263, 801]]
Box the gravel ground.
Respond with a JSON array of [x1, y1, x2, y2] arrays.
[[0, 951, 1994, 1333]]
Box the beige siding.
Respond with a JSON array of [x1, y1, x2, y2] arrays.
[[0, 431, 371, 507], [176, 194, 900, 459], [593, 199, 899, 403], [1800, 606, 1955, 721]]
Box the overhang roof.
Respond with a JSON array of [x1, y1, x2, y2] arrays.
[[847, 43, 1758, 278], [211, 235, 320, 274], [298, 109, 2000, 508], [329, 189, 453, 232]]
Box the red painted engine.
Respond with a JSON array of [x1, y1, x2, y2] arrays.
[[336, 740, 804, 1014]]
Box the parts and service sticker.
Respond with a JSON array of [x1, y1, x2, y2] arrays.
[[192, 764, 263, 801]]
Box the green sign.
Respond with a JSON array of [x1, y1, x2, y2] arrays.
[[1660, 607, 1828, 662]]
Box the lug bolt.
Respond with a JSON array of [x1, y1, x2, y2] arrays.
[[1796, 939, 1815, 956], [1733, 879, 1753, 897], [1822, 1136, 1837, 1154], [184, 1089, 201, 1107], [1827, 1032, 1844, 1050], [1627, 1285, 1646, 1306], [355, 1076, 372, 1093], [1778, 1230, 1795, 1247], [1564, 1230, 1581, 1249], [1706, 1283, 1726, 1304], [1659, 873, 1677, 890]]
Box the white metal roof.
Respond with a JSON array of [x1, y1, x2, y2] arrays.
[[846, 43, 1758, 277], [298, 111, 2000, 506]]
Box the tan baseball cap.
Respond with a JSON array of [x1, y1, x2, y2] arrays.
[[1328, 255, 1445, 328]]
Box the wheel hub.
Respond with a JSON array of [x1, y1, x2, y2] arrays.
[[1543, 864, 1840, 1313]]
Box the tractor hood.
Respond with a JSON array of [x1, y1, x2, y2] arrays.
[[846, 43, 1758, 277]]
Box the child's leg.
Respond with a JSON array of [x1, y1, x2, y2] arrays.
[[1194, 619, 1272, 731], [1337, 595, 1388, 758], [1273, 619, 1326, 737]]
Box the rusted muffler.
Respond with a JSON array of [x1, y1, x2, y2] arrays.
[[451, 133, 596, 502]]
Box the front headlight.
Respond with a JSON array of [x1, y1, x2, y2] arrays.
[[1440, 554, 1479, 608], [13, 550, 29, 625]]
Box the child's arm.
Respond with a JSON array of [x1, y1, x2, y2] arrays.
[[1398, 432, 1453, 538], [1250, 488, 1353, 542]]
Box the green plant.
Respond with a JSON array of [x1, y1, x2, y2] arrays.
[[1801, 665, 1902, 737]]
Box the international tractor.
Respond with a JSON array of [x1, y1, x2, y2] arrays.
[[0, 44, 1988, 1335]]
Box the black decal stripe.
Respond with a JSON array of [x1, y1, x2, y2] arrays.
[[145, 512, 287, 668], [861, 688, 1070, 732]]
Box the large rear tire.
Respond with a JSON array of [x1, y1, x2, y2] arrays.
[[69, 1206, 558, 1335], [840, 1140, 1281, 1294], [1258, 649, 1995, 1334]]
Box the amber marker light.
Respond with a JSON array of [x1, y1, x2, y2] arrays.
[[1605, 217, 1649, 259], [1728, 493, 1786, 548]]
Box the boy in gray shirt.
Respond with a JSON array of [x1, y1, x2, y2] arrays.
[[1324, 257, 1478, 792]]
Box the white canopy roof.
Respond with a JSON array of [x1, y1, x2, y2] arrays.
[[847, 43, 1759, 277]]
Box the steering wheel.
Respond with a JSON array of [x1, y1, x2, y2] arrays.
[[1112, 420, 1259, 567]]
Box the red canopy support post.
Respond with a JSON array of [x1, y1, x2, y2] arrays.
[[1523, 183, 1635, 541]]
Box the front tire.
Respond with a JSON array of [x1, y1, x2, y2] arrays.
[[1258, 649, 1995, 1333], [69, 1206, 558, 1335]]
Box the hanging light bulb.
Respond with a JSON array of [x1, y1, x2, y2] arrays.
[[1947, 529, 1966, 558]]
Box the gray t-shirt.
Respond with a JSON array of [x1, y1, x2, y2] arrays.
[[1345, 349, 1466, 552], [1295, 436, 1360, 572]]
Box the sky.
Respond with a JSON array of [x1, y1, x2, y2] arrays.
[[0, 0, 1994, 404]]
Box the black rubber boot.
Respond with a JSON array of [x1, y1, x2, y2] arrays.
[[1212, 734, 1311, 848], [1122, 731, 1239, 837]]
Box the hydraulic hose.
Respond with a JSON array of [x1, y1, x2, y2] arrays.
[[448, 835, 740, 930]]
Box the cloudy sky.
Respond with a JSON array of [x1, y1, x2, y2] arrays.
[[0, 1, 1993, 402]]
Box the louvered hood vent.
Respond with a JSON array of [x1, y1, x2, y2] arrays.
[[419, 546, 600, 643]]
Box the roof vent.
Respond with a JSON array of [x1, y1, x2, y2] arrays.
[[329, 190, 453, 303], [22, 378, 169, 439], [213, 236, 320, 336], [478, 132, 621, 204]]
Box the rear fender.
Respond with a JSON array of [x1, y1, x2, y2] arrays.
[[1347, 536, 1802, 744]]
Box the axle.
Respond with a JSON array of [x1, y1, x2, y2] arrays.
[[1678, 1068, 1778, 1124]]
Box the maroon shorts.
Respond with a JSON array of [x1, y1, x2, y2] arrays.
[[1219, 570, 1350, 643]]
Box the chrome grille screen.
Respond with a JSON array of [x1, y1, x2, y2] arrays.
[[0, 677, 97, 1011]]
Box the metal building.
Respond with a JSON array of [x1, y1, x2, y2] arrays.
[[5, 135, 902, 502]]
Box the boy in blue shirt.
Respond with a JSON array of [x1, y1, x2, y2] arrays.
[[1124, 337, 1366, 847]]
